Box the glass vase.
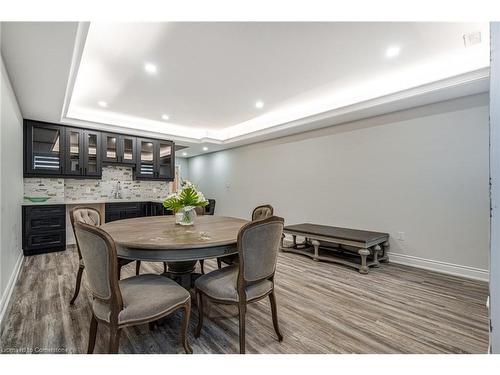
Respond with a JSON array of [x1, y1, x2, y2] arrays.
[[178, 206, 197, 226]]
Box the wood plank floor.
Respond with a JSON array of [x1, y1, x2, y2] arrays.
[[0, 247, 489, 354]]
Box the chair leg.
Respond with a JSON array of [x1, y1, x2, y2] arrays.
[[238, 302, 247, 354], [199, 260, 205, 274], [217, 258, 222, 269], [181, 301, 193, 354], [135, 261, 141, 276], [269, 291, 283, 341], [194, 290, 204, 338], [163, 262, 168, 273], [70, 264, 85, 305], [108, 326, 121, 354], [87, 315, 98, 354]]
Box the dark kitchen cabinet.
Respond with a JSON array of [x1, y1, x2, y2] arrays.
[[63, 127, 102, 178], [102, 133, 137, 165], [136, 138, 174, 180], [148, 202, 170, 216], [24, 119, 174, 180], [22, 205, 66, 255], [84, 130, 101, 177], [24, 120, 64, 176], [104, 202, 148, 223], [105, 202, 171, 223], [157, 140, 174, 179]]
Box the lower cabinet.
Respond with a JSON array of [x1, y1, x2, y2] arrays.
[[104, 202, 169, 223], [104, 202, 148, 223], [22, 205, 66, 256], [21, 202, 170, 256]]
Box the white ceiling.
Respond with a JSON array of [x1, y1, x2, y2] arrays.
[[1, 22, 491, 156]]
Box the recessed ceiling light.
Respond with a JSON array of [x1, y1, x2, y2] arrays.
[[255, 100, 264, 109], [144, 63, 157, 74], [182, 152, 187, 156], [161, 114, 170, 121], [98, 101, 108, 108], [385, 46, 401, 59], [203, 147, 208, 151]]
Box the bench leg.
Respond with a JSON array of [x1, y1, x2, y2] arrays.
[[373, 245, 381, 268], [380, 241, 390, 263], [358, 248, 370, 274], [311, 240, 320, 261]]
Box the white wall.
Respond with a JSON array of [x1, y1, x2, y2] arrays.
[[188, 94, 490, 279], [176, 157, 189, 180], [0, 51, 24, 329], [489, 21, 500, 354]]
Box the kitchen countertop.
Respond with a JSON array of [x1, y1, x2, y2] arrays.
[[22, 198, 166, 206]]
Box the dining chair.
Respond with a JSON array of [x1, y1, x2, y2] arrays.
[[216, 204, 274, 269], [69, 206, 142, 305], [194, 215, 284, 354], [74, 221, 193, 354]]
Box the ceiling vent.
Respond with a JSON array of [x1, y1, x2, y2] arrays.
[[463, 31, 482, 47]]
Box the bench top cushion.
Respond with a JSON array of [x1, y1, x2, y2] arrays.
[[284, 223, 389, 245]]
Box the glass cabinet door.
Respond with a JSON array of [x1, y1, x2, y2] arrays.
[[157, 140, 173, 179], [102, 133, 119, 163], [120, 135, 136, 164], [64, 128, 83, 175], [102, 133, 136, 164], [27, 122, 63, 175], [84, 130, 101, 176], [136, 138, 155, 177]]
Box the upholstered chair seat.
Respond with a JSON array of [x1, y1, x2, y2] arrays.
[[195, 265, 273, 303], [93, 274, 190, 325]]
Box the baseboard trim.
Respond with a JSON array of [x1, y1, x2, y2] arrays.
[[0, 252, 24, 334], [389, 252, 489, 282]]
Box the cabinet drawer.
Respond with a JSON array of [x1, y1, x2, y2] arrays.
[[22, 204, 66, 256], [24, 230, 66, 254], [24, 204, 65, 218], [105, 202, 148, 223], [26, 215, 65, 232], [23, 205, 65, 233]]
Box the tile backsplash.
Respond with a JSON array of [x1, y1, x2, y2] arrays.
[[24, 166, 172, 203]]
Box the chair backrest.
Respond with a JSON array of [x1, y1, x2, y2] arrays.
[[251, 204, 274, 221], [70, 206, 102, 260], [70, 206, 101, 227], [194, 206, 205, 216], [237, 216, 284, 285], [206, 199, 216, 215], [74, 222, 123, 318]]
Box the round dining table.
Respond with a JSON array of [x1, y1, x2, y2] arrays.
[[100, 215, 248, 288]]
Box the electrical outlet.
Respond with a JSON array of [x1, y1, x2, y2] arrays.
[[86, 187, 91, 193], [397, 232, 405, 241]]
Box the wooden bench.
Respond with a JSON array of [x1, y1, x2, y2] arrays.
[[280, 223, 389, 274]]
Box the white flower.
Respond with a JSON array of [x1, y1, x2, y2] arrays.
[[197, 192, 206, 202]]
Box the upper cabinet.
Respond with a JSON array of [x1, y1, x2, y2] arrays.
[[157, 140, 174, 179], [24, 120, 174, 180], [84, 130, 101, 177], [24, 120, 64, 176], [63, 127, 102, 178], [102, 133, 137, 165], [136, 138, 175, 180]]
